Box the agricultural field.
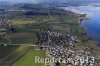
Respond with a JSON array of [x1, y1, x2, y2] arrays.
[[0, 45, 19, 59], [9, 13, 79, 66], [1, 1, 100, 66], [0, 45, 30, 65], [12, 49, 68, 66], [1, 8, 99, 66], [6, 32, 38, 44], [12, 49, 46, 66], [0, 13, 79, 66], [0, 13, 78, 45]]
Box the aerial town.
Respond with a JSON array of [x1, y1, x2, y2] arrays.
[[0, 1, 100, 66]]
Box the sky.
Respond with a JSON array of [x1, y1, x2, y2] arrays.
[[0, 0, 100, 4], [0, 0, 41, 3]]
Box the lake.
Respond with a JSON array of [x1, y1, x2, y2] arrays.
[[63, 6, 100, 45]]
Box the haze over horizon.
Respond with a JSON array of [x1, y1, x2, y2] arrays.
[[1, 0, 100, 4]]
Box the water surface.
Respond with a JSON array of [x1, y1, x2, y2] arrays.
[[64, 6, 100, 44]]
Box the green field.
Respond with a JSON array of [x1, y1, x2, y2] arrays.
[[12, 49, 69, 66], [12, 16, 49, 25], [4, 14, 78, 45], [0, 45, 19, 59], [6, 33, 38, 44], [1, 11, 100, 66], [12, 49, 46, 66], [0, 45, 29, 64], [0, 14, 78, 66]]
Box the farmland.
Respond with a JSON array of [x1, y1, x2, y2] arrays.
[[12, 49, 46, 66], [0, 12, 79, 66], [0, 4, 100, 66]]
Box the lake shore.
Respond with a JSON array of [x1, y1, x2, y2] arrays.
[[66, 9, 100, 57]]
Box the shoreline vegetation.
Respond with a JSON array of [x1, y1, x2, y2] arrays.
[[76, 13, 100, 57], [0, 5, 100, 66]]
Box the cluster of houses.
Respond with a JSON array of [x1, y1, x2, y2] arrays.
[[0, 18, 16, 37], [0, 9, 9, 35], [37, 31, 99, 66], [0, 18, 7, 37], [37, 31, 80, 47]]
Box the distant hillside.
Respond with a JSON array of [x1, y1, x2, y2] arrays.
[[19, 4, 68, 15]]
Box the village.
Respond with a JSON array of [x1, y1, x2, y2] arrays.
[[37, 30, 99, 66], [0, 3, 100, 66]]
